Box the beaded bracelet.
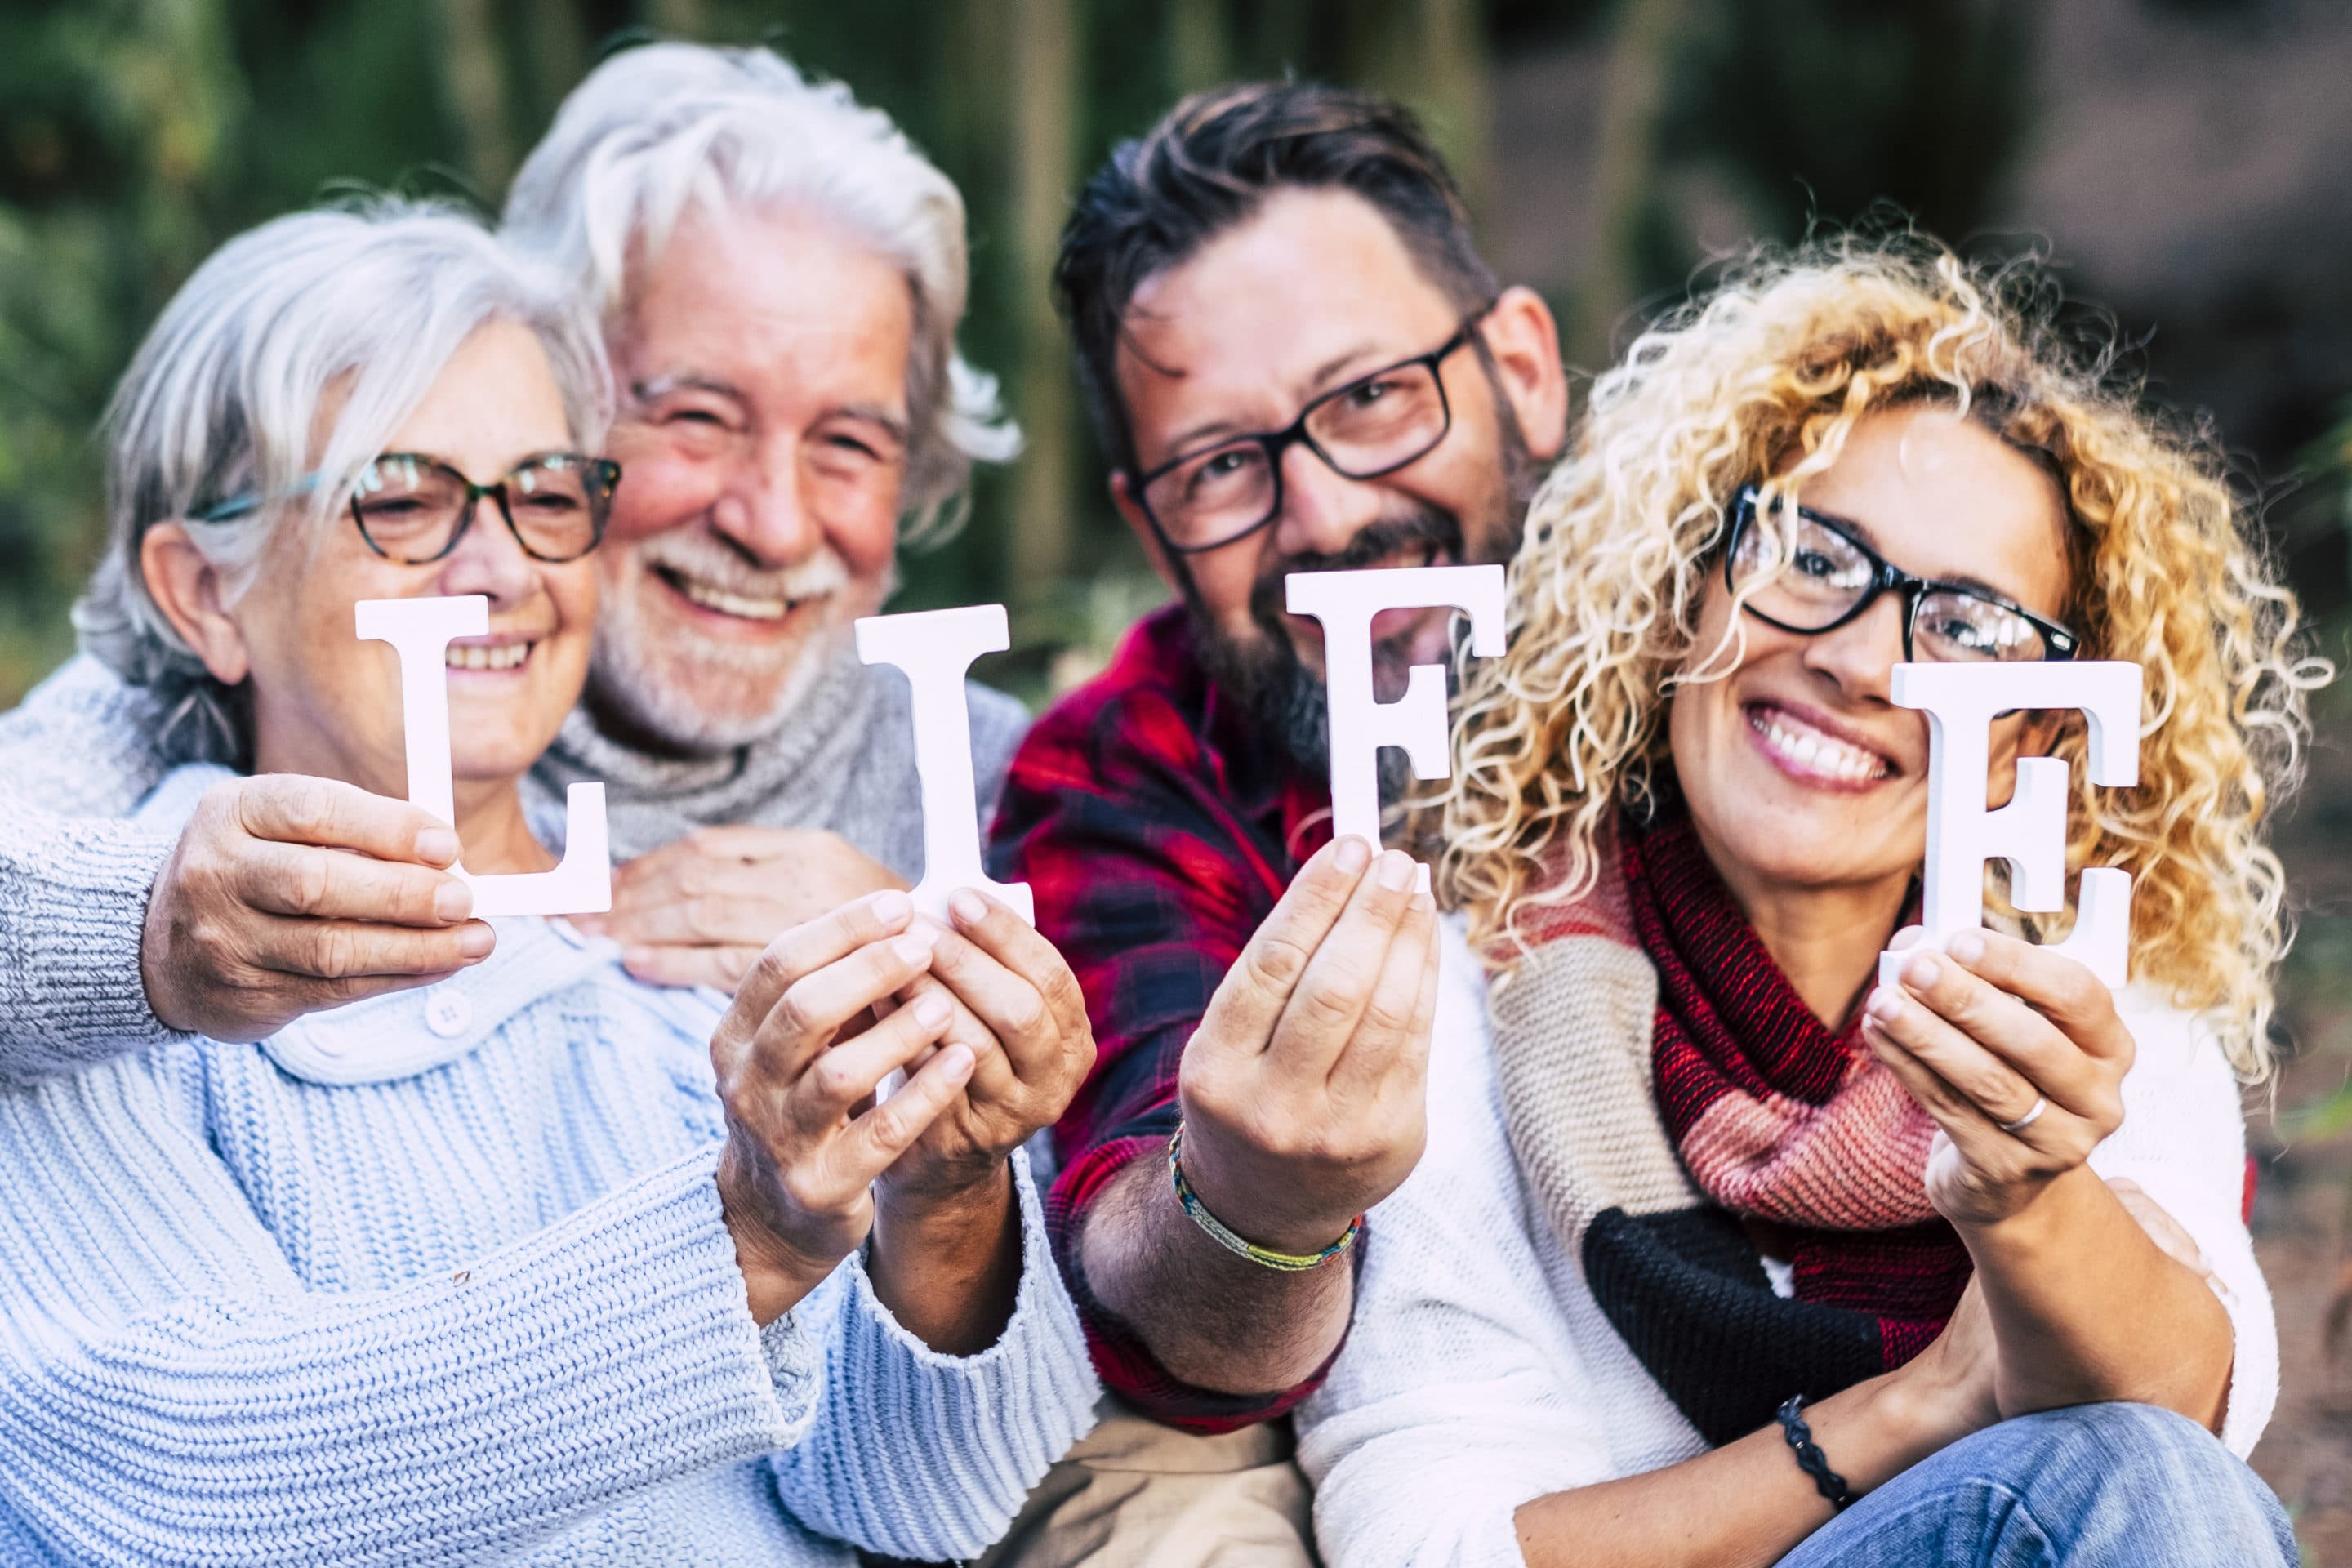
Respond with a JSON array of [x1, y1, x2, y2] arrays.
[[1775, 1394, 1856, 1512], [1167, 1121, 1363, 1272]]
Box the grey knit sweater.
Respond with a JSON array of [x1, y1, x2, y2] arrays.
[[0, 646, 1029, 1080]]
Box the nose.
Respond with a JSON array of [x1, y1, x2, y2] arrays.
[[1801, 590, 1905, 703], [706, 431, 819, 568], [1267, 439, 1383, 561], [434, 492, 539, 608]]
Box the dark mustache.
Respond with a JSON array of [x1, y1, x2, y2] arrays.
[[1246, 509, 1467, 633]]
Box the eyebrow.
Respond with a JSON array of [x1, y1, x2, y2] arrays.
[[1152, 338, 1396, 463], [630, 373, 744, 404], [631, 377, 911, 444], [1806, 501, 2035, 608]]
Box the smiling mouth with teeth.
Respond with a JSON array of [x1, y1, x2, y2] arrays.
[[657, 567, 795, 622], [1746, 704, 1894, 785], [444, 642, 534, 673]]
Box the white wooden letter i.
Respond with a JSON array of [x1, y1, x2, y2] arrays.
[[856, 604, 1035, 924]]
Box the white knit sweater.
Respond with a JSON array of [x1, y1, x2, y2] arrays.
[[1294, 916, 2278, 1568]]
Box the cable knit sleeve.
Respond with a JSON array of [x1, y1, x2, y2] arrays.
[[0, 1047, 822, 1568], [767, 1145, 1099, 1561], [0, 654, 182, 1079], [2085, 992, 2278, 1458], [1295, 940, 1618, 1568]]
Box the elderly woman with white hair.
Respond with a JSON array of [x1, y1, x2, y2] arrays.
[[0, 198, 1098, 1566], [0, 39, 1049, 1062]]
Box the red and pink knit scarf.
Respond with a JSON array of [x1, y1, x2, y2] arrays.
[[1625, 802, 1972, 1367]]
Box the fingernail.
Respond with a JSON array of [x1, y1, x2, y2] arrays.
[[457, 923, 495, 960], [950, 889, 987, 925], [1903, 954, 1942, 990], [1948, 930, 1986, 964], [893, 930, 938, 964], [1865, 986, 1902, 1022], [1334, 836, 1371, 875], [433, 881, 474, 923], [937, 1044, 976, 1083], [1376, 851, 1415, 893], [913, 993, 951, 1029], [870, 889, 913, 926], [415, 827, 461, 865], [1888, 926, 1925, 951]]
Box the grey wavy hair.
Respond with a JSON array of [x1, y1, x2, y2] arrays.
[[501, 41, 1018, 546], [74, 198, 611, 765]]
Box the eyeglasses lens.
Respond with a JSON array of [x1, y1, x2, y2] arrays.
[[1910, 590, 2048, 662], [1143, 443, 1277, 552], [1731, 510, 1874, 623], [1303, 363, 1448, 476], [504, 457, 606, 561]]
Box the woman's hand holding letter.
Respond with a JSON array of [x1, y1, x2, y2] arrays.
[[710, 891, 973, 1325], [141, 773, 495, 1040], [1863, 925, 2234, 1428], [1861, 928, 2131, 1228]]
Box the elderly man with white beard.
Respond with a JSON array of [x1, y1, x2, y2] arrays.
[[0, 41, 1036, 1060]]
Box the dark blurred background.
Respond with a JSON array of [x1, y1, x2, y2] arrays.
[[2, 0, 2349, 1545]]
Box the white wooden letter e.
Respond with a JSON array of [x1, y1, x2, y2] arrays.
[[1878, 660, 2141, 991], [354, 595, 611, 917]]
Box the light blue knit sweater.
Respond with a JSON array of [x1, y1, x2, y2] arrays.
[[0, 766, 1098, 1567]]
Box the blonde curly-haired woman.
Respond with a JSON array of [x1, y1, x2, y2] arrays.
[[1294, 237, 2324, 1568]]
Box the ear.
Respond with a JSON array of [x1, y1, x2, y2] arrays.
[[1476, 284, 1570, 464], [140, 522, 251, 686], [1109, 470, 1183, 595]]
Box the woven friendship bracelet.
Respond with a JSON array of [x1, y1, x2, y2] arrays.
[[1167, 1121, 1362, 1272], [1775, 1394, 1857, 1512]]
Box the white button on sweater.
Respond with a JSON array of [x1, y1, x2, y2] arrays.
[[1295, 916, 2278, 1568]]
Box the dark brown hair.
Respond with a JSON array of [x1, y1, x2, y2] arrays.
[[1054, 82, 1497, 474]]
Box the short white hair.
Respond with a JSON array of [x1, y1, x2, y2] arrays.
[[501, 42, 1018, 546], [76, 197, 609, 763]]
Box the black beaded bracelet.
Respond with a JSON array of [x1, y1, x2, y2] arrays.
[[1775, 1394, 1856, 1512]]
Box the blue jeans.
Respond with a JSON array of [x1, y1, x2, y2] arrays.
[[1780, 1403, 2293, 1567]]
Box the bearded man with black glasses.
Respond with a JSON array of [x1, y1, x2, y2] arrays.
[[981, 82, 1570, 1564]]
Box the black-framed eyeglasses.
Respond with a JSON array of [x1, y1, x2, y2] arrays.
[[1725, 484, 2079, 664], [1128, 308, 1492, 555], [194, 452, 621, 565]]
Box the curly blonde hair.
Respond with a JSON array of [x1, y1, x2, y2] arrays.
[[1439, 233, 2329, 1076]]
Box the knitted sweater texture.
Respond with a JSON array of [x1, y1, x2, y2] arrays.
[[0, 648, 1028, 1076], [0, 765, 1099, 1567], [1294, 917, 2279, 1568]]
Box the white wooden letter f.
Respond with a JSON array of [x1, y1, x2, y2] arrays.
[[1878, 660, 2141, 990], [1286, 564, 1508, 890], [355, 595, 611, 917]]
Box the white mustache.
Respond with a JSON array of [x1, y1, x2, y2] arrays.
[[635, 531, 852, 604]]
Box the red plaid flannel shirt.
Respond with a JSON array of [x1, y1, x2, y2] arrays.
[[987, 605, 1339, 1432]]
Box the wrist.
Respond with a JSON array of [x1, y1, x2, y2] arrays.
[[1171, 1112, 1363, 1257], [875, 1156, 1014, 1236]]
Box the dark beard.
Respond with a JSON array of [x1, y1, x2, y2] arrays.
[[1191, 412, 1540, 788]]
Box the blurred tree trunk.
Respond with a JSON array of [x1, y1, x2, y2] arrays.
[[1007, 0, 1080, 610], [436, 0, 514, 198], [1575, 0, 1685, 369], [643, 0, 706, 38], [1167, 0, 1230, 97], [1343, 0, 1492, 221], [523, 0, 590, 131]]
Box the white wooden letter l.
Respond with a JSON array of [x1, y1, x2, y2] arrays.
[[354, 595, 611, 917]]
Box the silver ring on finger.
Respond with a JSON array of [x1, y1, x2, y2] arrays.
[[1996, 1096, 2048, 1136]]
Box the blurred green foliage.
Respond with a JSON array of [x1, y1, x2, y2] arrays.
[[0, 0, 2343, 706]]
